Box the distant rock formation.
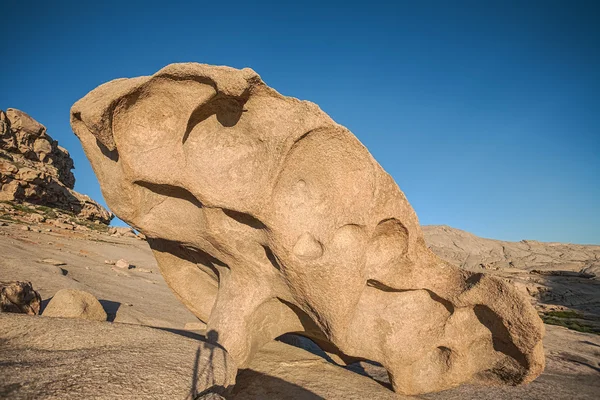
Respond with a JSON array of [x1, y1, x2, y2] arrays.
[[424, 225, 600, 274], [71, 63, 545, 395], [0, 108, 112, 224]]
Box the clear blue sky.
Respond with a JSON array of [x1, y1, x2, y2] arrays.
[[1, 1, 598, 244]]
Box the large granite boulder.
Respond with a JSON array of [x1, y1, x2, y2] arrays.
[[0, 108, 112, 224], [71, 63, 545, 395]]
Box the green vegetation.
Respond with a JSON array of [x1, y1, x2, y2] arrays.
[[540, 310, 599, 335], [544, 310, 584, 319], [11, 203, 37, 214]]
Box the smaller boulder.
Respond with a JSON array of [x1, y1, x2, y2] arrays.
[[0, 281, 41, 315], [115, 259, 130, 269], [43, 289, 107, 321]]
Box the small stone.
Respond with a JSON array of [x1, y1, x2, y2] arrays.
[[41, 258, 66, 266], [45, 228, 52, 232], [0, 222, 8, 226], [115, 259, 130, 269], [21, 226, 31, 231], [104, 259, 116, 265], [135, 267, 152, 273]]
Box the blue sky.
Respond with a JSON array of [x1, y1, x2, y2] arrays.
[[1, 1, 598, 244]]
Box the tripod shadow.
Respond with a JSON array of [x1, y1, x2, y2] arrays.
[[190, 330, 229, 399]]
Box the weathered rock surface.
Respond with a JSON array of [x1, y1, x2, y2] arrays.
[[0, 108, 112, 224], [71, 63, 545, 395], [1, 224, 598, 399], [0, 281, 41, 315], [425, 225, 600, 332], [424, 225, 600, 273], [43, 288, 107, 321], [0, 313, 236, 399]]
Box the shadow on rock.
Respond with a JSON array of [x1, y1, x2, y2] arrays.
[[40, 297, 52, 314], [98, 299, 121, 322], [154, 326, 206, 341], [231, 369, 325, 400]]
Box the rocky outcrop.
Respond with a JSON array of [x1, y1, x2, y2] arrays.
[[0, 108, 112, 224], [108, 226, 141, 238], [0, 281, 41, 315], [71, 63, 545, 395], [424, 225, 600, 274], [43, 289, 107, 321]]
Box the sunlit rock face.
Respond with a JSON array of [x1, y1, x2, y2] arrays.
[[0, 108, 112, 224], [71, 63, 544, 395]]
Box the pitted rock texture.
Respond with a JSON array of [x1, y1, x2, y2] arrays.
[[0, 108, 112, 224], [71, 63, 545, 395], [0, 281, 41, 315]]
